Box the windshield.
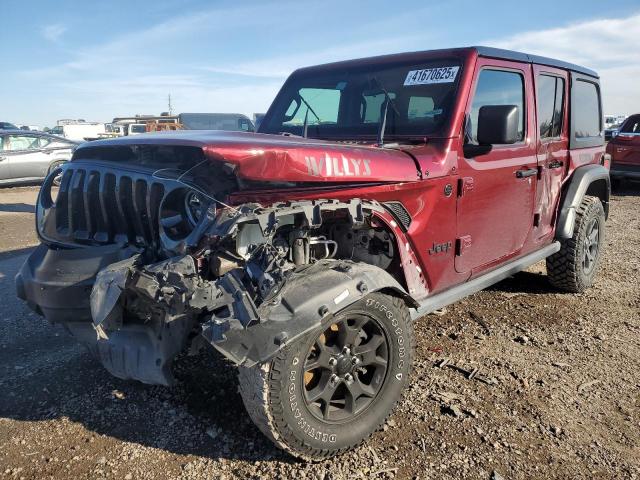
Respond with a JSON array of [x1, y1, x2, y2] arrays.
[[260, 59, 462, 141]]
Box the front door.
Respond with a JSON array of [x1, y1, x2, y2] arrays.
[[455, 59, 538, 274]]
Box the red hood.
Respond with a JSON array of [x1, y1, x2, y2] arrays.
[[76, 130, 420, 183]]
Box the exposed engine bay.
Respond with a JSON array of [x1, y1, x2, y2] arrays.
[[87, 195, 413, 385]]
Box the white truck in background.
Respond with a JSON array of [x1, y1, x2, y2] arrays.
[[50, 122, 106, 142]]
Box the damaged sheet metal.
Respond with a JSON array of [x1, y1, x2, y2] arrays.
[[85, 197, 418, 383], [88, 255, 211, 386], [202, 260, 416, 367], [90, 255, 140, 336]]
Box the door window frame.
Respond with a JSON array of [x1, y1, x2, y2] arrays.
[[536, 72, 567, 143], [464, 64, 529, 149]]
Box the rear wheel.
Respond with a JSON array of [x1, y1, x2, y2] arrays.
[[547, 196, 605, 293], [237, 293, 414, 460]]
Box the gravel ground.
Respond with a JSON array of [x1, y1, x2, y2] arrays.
[[0, 184, 638, 480]]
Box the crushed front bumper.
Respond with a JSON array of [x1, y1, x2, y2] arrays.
[[16, 243, 192, 386]]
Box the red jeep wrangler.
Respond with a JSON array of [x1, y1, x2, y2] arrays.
[[17, 47, 609, 460]]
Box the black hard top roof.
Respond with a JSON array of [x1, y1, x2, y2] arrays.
[[474, 46, 598, 78], [294, 46, 598, 79]]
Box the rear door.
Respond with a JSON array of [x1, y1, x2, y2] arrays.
[[455, 59, 538, 274], [533, 65, 569, 241], [612, 115, 640, 166]]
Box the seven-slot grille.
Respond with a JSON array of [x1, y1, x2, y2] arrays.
[[40, 164, 166, 247]]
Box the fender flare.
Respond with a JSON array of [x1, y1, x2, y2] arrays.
[[556, 164, 610, 239], [202, 260, 418, 367]]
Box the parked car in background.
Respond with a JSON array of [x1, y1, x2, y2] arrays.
[[49, 122, 106, 141], [0, 130, 78, 186], [605, 114, 626, 130], [605, 123, 623, 142], [606, 113, 640, 184], [0, 122, 18, 130], [178, 112, 255, 131]]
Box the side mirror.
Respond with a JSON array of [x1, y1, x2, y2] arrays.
[[477, 105, 519, 145]]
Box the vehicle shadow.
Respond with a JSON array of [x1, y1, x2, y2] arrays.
[[486, 270, 558, 295], [0, 246, 295, 464], [0, 203, 35, 214]]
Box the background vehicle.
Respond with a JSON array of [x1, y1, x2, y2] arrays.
[[605, 123, 623, 141], [0, 130, 77, 185], [606, 113, 640, 184], [127, 123, 147, 135], [17, 47, 609, 461], [178, 112, 254, 131], [49, 122, 106, 141], [605, 114, 626, 130], [0, 122, 18, 130]]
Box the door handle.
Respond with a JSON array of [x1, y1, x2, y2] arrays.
[[548, 160, 564, 169], [515, 168, 537, 178]]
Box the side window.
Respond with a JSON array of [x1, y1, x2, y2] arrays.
[[468, 69, 525, 144], [573, 80, 601, 138], [6, 135, 38, 151], [537, 75, 565, 139], [283, 88, 341, 126], [37, 137, 52, 148]]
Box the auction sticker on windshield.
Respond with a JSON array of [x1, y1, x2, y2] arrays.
[[404, 66, 459, 86]]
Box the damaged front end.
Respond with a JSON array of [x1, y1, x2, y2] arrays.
[[18, 146, 421, 386], [83, 198, 416, 385]]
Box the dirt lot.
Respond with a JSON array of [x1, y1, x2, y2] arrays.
[[0, 184, 638, 480]]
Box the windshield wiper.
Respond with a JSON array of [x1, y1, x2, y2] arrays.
[[370, 76, 399, 147], [298, 94, 321, 138]]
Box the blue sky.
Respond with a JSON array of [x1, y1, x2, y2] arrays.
[[2, 0, 640, 127]]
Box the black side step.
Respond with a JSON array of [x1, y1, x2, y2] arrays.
[[411, 242, 561, 320]]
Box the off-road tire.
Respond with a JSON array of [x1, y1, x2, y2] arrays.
[[237, 292, 414, 461], [547, 195, 605, 293]]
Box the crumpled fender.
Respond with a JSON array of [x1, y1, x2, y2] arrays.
[[202, 260, 417, 367]]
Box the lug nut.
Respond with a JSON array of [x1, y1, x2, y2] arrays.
[[351, 356, 360, 365], [328, 357, 337, 367], [344, 373, 354, 384], [329, 374, 339, 386], [342, 346, 351, 355]]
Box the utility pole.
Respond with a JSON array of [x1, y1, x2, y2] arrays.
[[168, 94, 173, 116]]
